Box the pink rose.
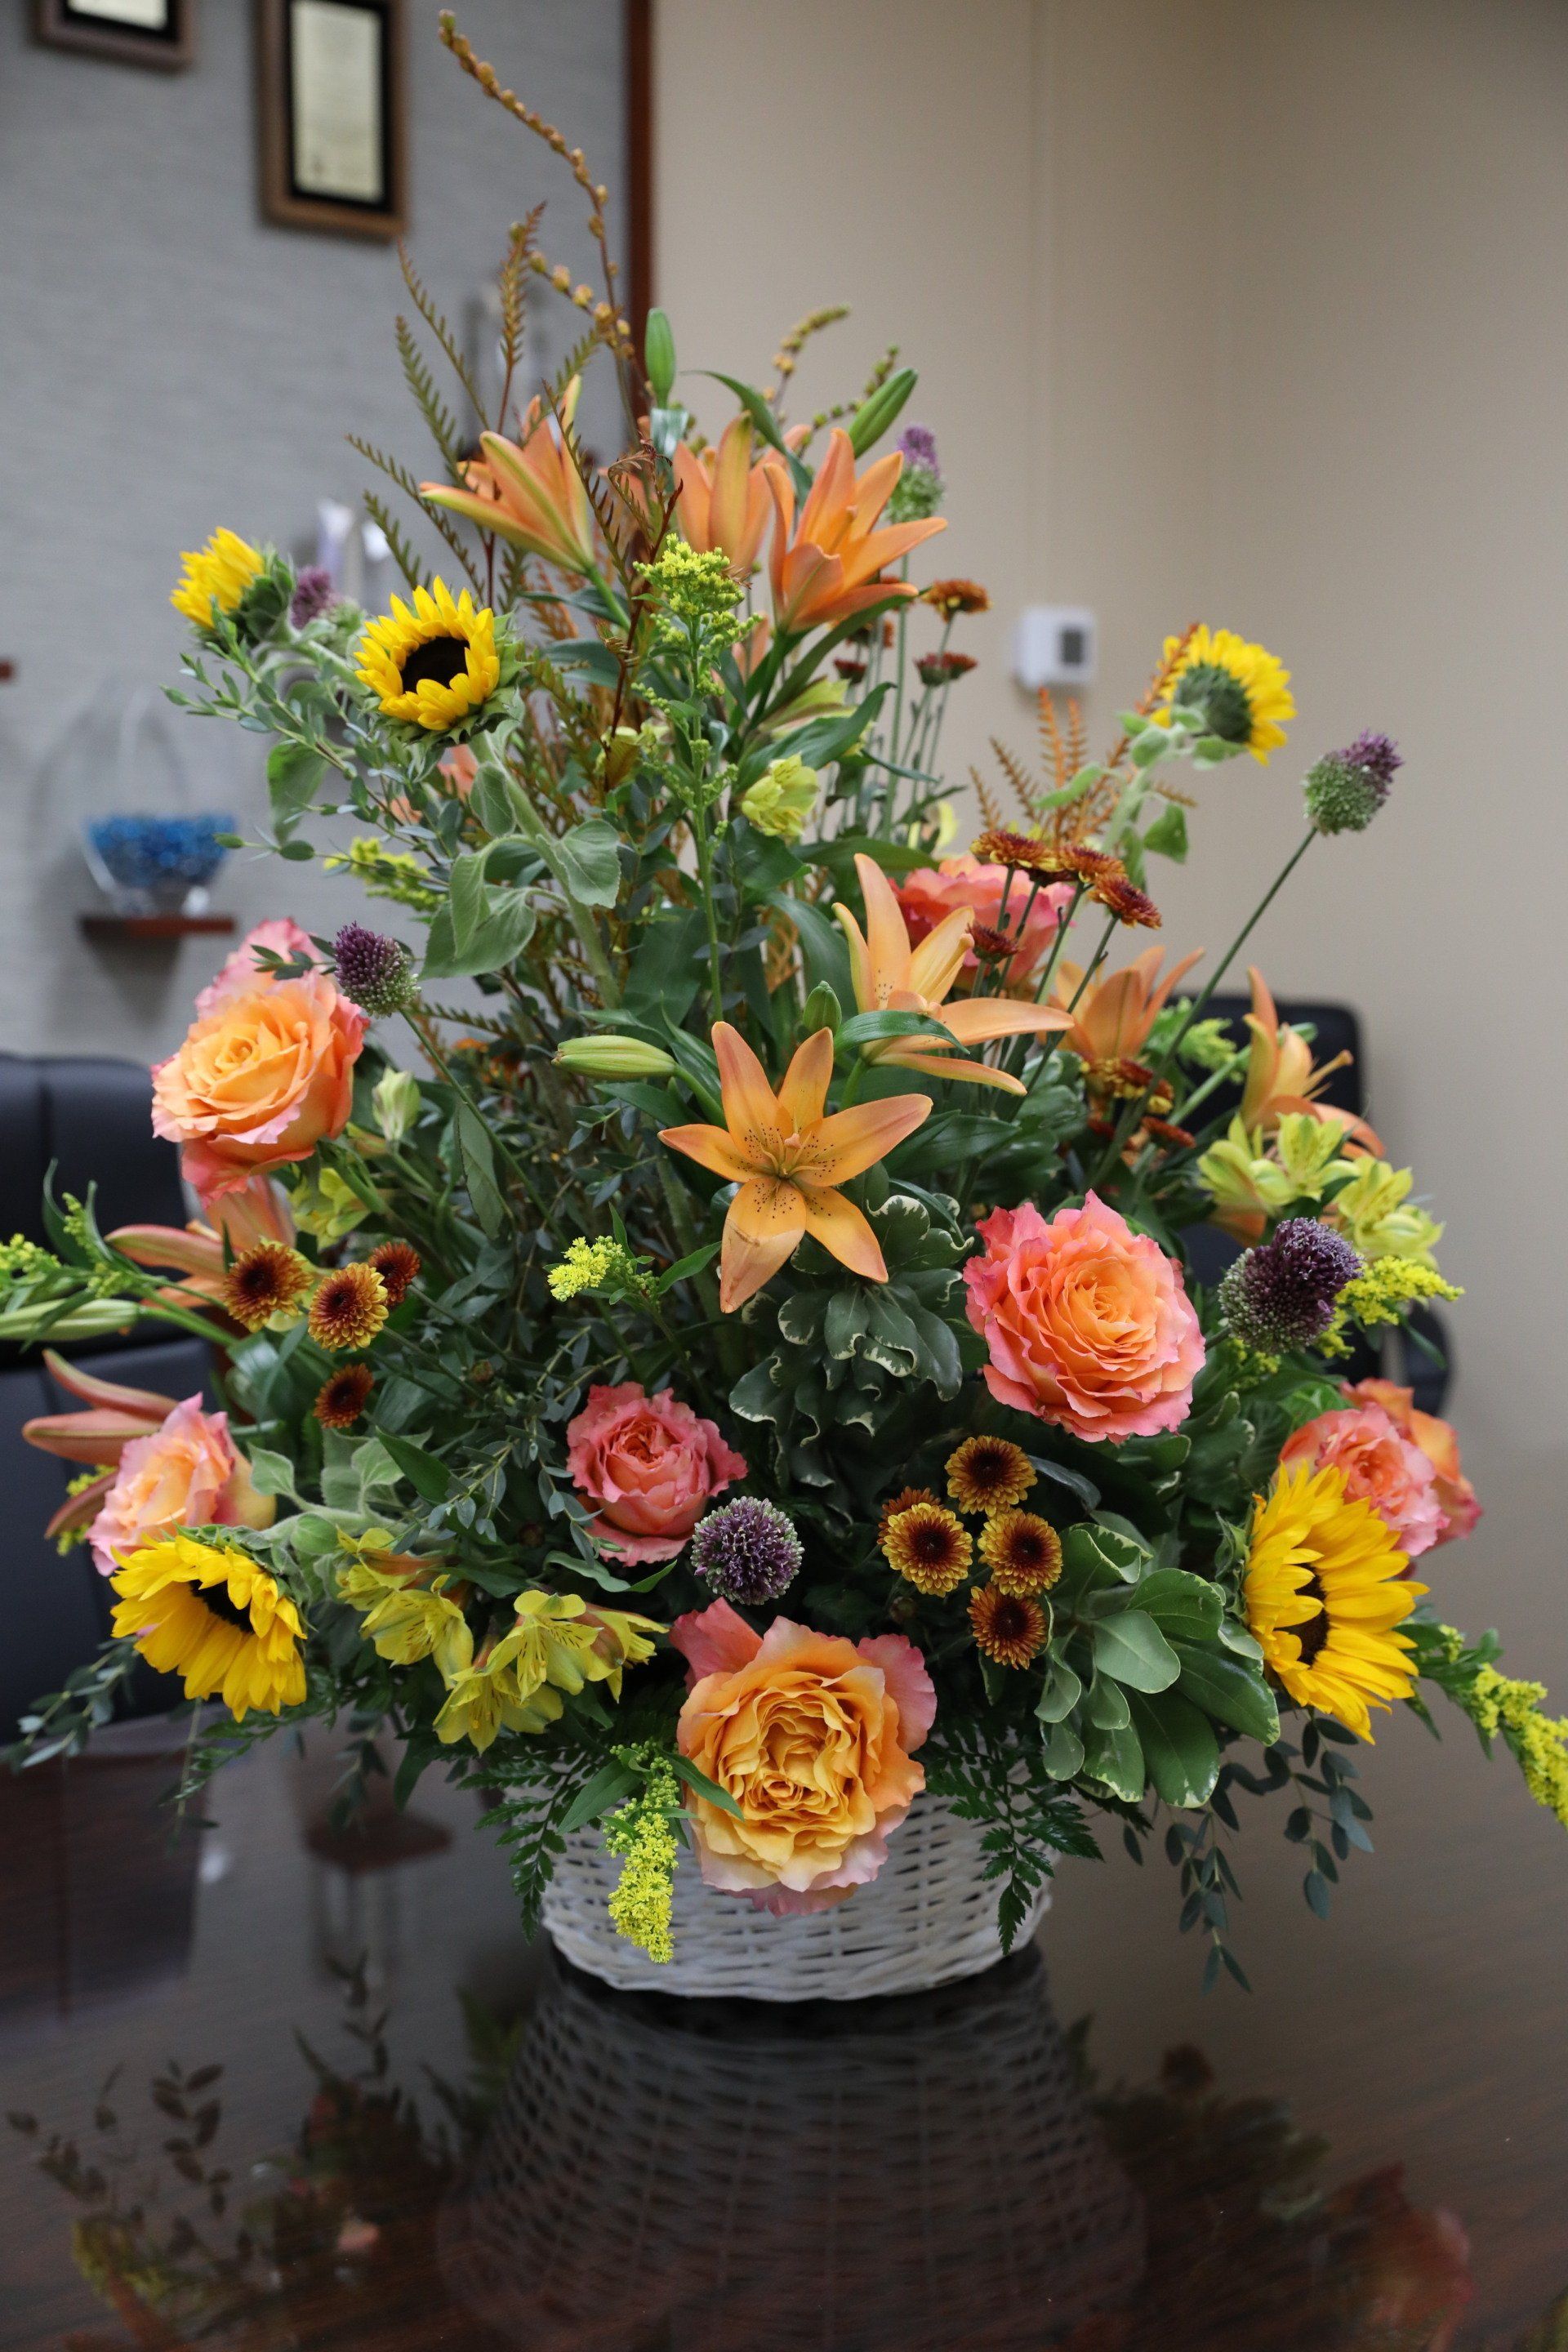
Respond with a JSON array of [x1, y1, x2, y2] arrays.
[[895, 856, 1074, 985], [195, 919, 318, 1018], [565, 1382, 747, 1562], [1343, 1380, 1481, 1547], [963, 1191, 1205, 1441], [669, 1601, 936, 1914], [1281, 1401, 1445, 1557], [153, 969, 367, 1200], [89, 1396, 274, 1575]]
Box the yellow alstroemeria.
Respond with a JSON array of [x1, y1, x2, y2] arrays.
[[1326, 1159, 1445, 1267], [421, 377, 595, 578], [1239, 968, 1383, 1150], [674, 415, 772, 575], [835, 852, 1069, 1096], [660, 1023, 931, 1312], [506, 1589, 663, 1704], [763, 428, 945, 635], [1051, 945, 1205, 1064], [433, 1642, 564, 1752]]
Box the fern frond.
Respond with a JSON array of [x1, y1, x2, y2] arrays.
[[989, 735, 1040, 819], [970, 764, 1004, 833], [362, 493, 427, 593], [398, 240, 484, 419], [1037, 687, 1070, 792], [546, 323, 608, 413], [348, 435, 483, 594], [497, 205, 544, 425], [395, 315, 468, 479]]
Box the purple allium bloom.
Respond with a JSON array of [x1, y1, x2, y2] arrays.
[[1340, 730, 1403, 795], [1218, 1218, 1362, 1352], [332, 921, 416, 1017], [898, 422, 942, 478], [290, 565, 337, 629], [690, 1498, 802, 1606]]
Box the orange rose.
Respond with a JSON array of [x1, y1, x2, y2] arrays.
[[153, 972, 367, 1200], [1343, 1379, 1481, 1546], [963, 1191, 1204, 1441], [670, 1600, 935, 1913], [90, 1396, 274, 1575]]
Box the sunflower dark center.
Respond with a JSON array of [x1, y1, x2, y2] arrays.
[[398, 635, 470, 693], [1174, 661, 1253, 745], [198, 1579, 255, 1635], [1294, 1570, 1330, 1666]]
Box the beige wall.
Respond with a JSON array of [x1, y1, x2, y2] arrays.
[[657, 1, 1568, 1647]]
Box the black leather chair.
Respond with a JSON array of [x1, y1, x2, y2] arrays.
[[0, 1055, 210, 1738], [1181, 997, 1450, 1414]]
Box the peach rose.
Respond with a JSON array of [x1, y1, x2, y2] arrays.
[[670, 1598, 935, 1913], [565, 1382, 747, 1562], [1344, 1379, 1481, 1546], [153, 970, 366, 1200], [89, 1396, 274, 1575], [896, 855, 1074, 985], [963, 1191, 1204, 1441], [194, 918, 318, 1018], [1281, 1401, 1443, 1557]]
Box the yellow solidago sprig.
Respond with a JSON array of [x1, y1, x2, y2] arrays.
[[324, 838, 443, 914], [1420, 1625, 1568, 1833], [601, 1745, 684, 1963], [639, 541, 749, 648], [355, 578, 514, 736], [1319, 1257, 1463, 1357], [546, 1235, 657, 1306]]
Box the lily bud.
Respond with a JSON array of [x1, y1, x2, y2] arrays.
[[800, 982, 842, 1038], [372, 1066, 421, 1143], [556, 1034, 676, 1080], [644, 307, 678, 405]]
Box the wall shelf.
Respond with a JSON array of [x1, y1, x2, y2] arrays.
[[78, 913, 237, 942]]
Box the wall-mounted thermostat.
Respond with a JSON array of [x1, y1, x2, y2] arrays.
[[1013, 606, 1098, 691]]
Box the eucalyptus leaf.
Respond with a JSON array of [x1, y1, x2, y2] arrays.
[[1091, 1610, 1181, 1693], [1125, 1689, 1221, 1808], [556, 817, 623, 908]]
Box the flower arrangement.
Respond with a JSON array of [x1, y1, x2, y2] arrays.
[[7, 16, 1561, 1985]]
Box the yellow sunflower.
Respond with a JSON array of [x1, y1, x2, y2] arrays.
[[1160, 624, 1295, 762], [1242, 1461, 1424, 1739], [171, 528, 263, 630], [355, 579, 501, 730], [109, 1532, 305, 1720]]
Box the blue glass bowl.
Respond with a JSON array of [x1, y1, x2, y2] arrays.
[[84, 812, 235, 909]]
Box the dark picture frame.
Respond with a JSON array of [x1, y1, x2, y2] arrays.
[[33, 0, 194, 70], [256, 0, 406, 243]]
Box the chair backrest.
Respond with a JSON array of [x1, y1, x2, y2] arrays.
[[0, 1055, 201, 1737], [0, 1053, 185, 1247]]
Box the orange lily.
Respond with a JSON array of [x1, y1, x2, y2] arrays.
[[22, 1353, 179, 1540], [1240, 967, 1383, 1149], [1050, 946, 1205, 1063], [835, 853, 1068, 1095], [660, 1024, 930, 1311], [675, 416, 772, 575], [763, 428, 945, 634], [421, 377, 595, 577]]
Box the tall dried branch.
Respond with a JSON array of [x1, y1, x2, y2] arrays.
[[398, 242, 485, 421], [348, 436, 483, 595]]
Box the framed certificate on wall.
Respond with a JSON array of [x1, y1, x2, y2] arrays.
[[256, 0, 406, 241], [33, 0, 194, 69]]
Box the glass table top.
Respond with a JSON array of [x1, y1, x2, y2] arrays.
[[2, 1703, 1565, 2350]]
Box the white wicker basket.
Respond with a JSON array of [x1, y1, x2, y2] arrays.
[[540, 1789, 1049, 2000], [441, 1945, 1145, 2348]]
